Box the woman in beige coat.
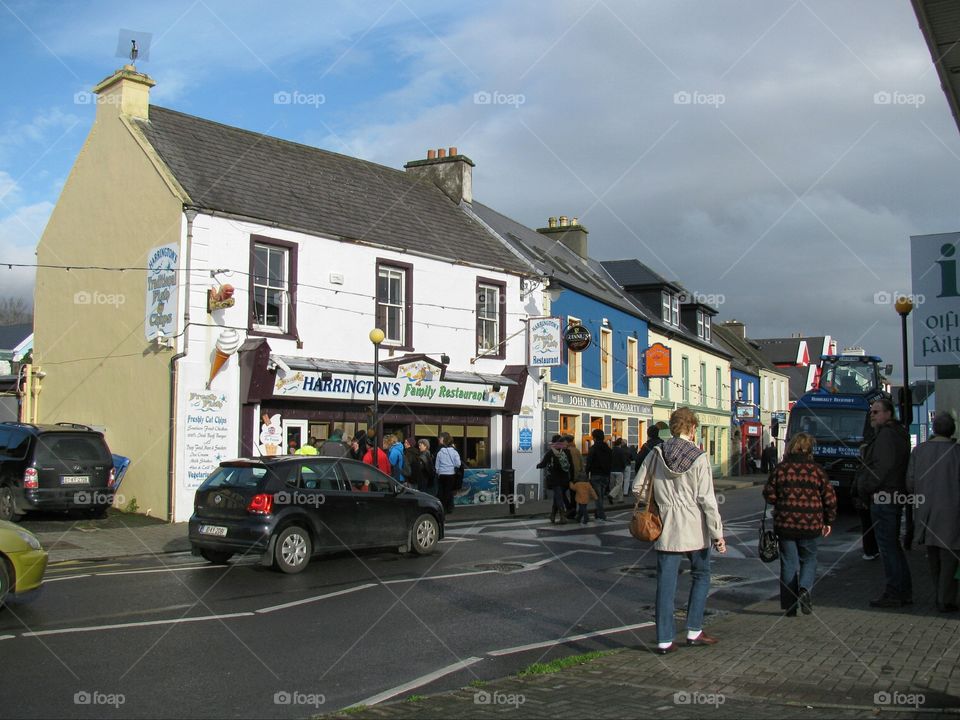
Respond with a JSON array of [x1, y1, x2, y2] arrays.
[[635, 407, 725, 654]]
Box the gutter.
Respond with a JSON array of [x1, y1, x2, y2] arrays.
[[167, 207, 197, 522]]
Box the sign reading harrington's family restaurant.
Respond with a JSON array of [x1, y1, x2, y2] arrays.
[[527, 317, 562, 366], [911, 232, 960, 366], [273, 358, 508, 409], [145, 243, 179, 341]]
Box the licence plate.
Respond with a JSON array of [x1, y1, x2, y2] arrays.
[[61, 476, 90, 485], [199, 525, 228, 537], [829, 480, 839, 487]]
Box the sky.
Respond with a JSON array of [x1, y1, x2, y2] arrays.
[[1, 0, 958, 383]]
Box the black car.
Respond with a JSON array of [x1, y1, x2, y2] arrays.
[[0, 422, 116, 522], [188, 456, 444, 573]]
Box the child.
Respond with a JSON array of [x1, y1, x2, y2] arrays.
[[570, 475, 598, 525]]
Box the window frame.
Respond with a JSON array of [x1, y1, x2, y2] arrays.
[[626, 337, 638, 395], [716, 367, 722, 409], [661, 291, 671, 323], [671, 295, 680, 327], [475, 277, 506, 360], [375, 259, 414, 351], [567, 315, 582, 386], [600, 327, 612, 391], [248, 235, 298, 340], [704, 314, 711, 342], [699, 361, 707, 406], [682, 355, 690, 403]]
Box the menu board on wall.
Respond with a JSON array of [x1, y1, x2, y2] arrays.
[[145, 243, 179, 341], [183, 390, 232, 490]]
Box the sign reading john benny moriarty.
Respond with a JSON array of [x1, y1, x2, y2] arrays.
[[273, 368, 509, 409], [145, 243, 179, 341]]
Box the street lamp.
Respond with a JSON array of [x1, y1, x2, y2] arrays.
[[894, 296, 914, 427], [369, 328, 385, 451]]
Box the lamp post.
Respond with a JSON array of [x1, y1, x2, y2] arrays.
[[369, 328, 385, 451], [894, 296, 914, 427]]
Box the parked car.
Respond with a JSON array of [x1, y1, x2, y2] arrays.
[[188, 456, 444, 573], [0, 520, 48, 607], [0, 422, 116, 522]]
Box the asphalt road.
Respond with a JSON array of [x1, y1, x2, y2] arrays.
[[0, 486, 867, 719]]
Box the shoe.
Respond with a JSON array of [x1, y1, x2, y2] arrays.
[[784, 608, 797, 617], [686, 632, 719, 646], [559, 516, 568, 525], [799, 588, 812, 615], [870, 595, 911, 608], [580, 519, 587, 526], [550, 511, 557, 524], [653, 643, 678, 655], [862, 553, 880, 561]]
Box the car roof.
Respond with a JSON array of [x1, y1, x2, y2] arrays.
[[221, 456, 360, 465], [0, 422, 103, 435]]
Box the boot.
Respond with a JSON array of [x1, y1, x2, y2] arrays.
[[559, 514, 568, 525], [550, 509, 557, 524]]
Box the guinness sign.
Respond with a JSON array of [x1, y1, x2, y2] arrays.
[[564, 324, 592, 352]]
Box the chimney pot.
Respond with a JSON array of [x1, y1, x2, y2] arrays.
[[437, 148, 446, 158], [449, 146, 457, 156], [559, 216, 568, 227], [427, 149, 436, 159], [571, 217, 579, 226], [548, 217, 557, 228]]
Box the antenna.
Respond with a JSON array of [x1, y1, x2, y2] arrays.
[[130, 40, 139, 64]]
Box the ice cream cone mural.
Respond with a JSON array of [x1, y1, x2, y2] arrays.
[[208, 328, 241, 388]]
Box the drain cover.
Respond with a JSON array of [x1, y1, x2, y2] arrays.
[[475, 562, 524, 572], [710, 575, 745, 586]]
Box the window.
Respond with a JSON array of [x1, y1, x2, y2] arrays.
[[476, 278, 506, 359], [682, 356, 690, 403], [627, 337, 638, 395], [716, 367, 722, 409], [567, 316, 581, 386], [704, 315, 711, 341], [600, 327, 612, 391], [559, 414, 578, 440], [250, 237, 297, 336], [662, 377, 670, 401], [611, 418, 625, 442], [376, 261, 412, 348], [297, 460, 343, 491], [661, 292, 671, 323], [697, 311, 704, 339], [342, 462, 395, 493], [700, 362, 707, 406], [671, 295, 679, 326], [748, 382, 754, 405]]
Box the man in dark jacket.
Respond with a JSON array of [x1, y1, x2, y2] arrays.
[[610, 438, 630, 503], [635, 425, 664, 476], [320, 427, 349, 458], [761, 441, 778, 473], [585, 428, 612, 521], [857, 398, 912, 608]]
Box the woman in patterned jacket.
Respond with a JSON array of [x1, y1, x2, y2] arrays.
[[763, 432, 838, 616]]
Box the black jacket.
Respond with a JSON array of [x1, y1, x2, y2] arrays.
[[537, 448, 574, 488], [634, 437, 663, 474], [856, 421, 910, 502], [585, 441, 612, 477]]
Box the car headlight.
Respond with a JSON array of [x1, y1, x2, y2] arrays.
[[15, 530, 42, 551]]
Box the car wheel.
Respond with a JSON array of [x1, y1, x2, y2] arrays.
[[410, 514, 439, 555], [0, 558, 10, 608], [273, 525, 312, 574], [199, 549, 234, 565], [0, 486, 22, 523]]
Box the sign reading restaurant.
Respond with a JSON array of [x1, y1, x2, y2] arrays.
[[547, 386, 654, 417], [273, 363, 508, 409]]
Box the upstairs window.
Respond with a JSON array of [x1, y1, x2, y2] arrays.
[[600, 327, 612, 391], [704, 314, 711, 341], [697, 311, 704, 339], [567, 316, 582, 386], [250, 236, 297, 337], [661, 291, 671, 323], [376, 261, 413, 348], [627, 337, 638, 395], [671, 295, 679, 326], [476, 279, 505, 359]]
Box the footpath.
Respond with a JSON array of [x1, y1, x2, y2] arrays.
[[324, 550, 959, 720]]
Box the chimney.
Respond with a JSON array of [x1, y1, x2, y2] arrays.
[[537, 215, 589, 258], [722, 319, 746, 339], [92, 64, 155, 120], [404, 147, 474, 204]]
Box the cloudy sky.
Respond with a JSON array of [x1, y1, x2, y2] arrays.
[[1, 0, 957, 382]]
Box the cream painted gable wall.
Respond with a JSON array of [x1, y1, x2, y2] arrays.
[[647, 330, 731, 413], [33, 70, 184, 519]]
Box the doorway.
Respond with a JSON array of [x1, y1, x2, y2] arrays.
[[282, 419, 308, 454]]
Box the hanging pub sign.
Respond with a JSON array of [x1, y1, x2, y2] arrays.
[[564, 323, 592, 352], [527, 317, 562, 366], [644, 342, 672, 377]]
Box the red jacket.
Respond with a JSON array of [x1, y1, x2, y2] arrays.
[[363, 447, 391, 475]]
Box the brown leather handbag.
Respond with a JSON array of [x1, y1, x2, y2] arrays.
[[630, 451, 662, 542]]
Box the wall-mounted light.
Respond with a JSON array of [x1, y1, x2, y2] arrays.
[[492, 382, 502, 392], [441, 353, 450, 365], [321, 371, 333, 382]]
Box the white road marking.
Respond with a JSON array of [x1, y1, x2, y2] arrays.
[[504, 542, 539, 547], [255, 583, 378, 614], [438, 537, 473, 544], [381, 569, 500, 585], [43, 574, 92, 582], [708, 576, 778, 595], [353, 657, 483, 707], [0, 635, 15, 641], [486, 622, 656, 656], [22, 612, 255, 638], [518, 549, 612, 571], [96, 564, 223, 577], [533, 535, 603, 546]]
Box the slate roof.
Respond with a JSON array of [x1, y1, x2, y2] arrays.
[[712, 324, 785, 376], [134, 107, 531, 275], [470, 202, 645, 318], [0, 324, 31, 351], [600, 259, 681, 291]]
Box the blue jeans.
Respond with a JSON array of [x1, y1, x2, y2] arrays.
[[871, 501, 913, 599], [655, 548, 712, 645], [778, 537, 819, 610], [591, 477, 608, 519]]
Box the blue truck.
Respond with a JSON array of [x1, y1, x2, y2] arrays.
[[785, 354, 887, 500]]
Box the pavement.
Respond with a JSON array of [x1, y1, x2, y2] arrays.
[[27, 474, 763, 564], [321, 549, 960, 719]]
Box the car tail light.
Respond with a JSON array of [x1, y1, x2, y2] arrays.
[[23, 467, 38, 489], [247, 493, 273, 515], [107, 467, 116, 489]]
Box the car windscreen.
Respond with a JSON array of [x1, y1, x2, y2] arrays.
[[200, 465, 271, 490], [36, 434, 111, 464], [788, 407, 868, 443]]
